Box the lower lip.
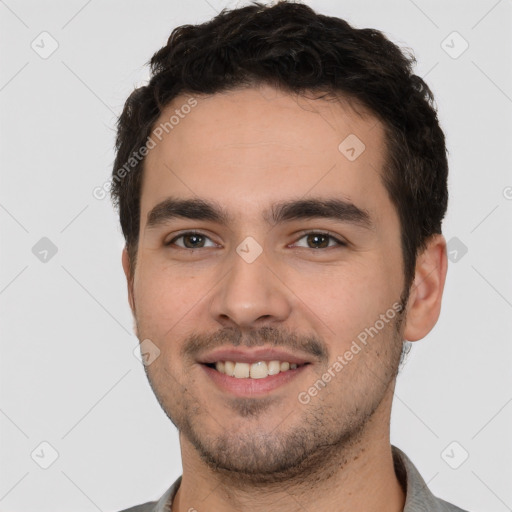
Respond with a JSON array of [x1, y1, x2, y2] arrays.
[[200, 364, 310, 397]]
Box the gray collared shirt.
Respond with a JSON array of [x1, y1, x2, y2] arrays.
[[118, 445, 469, 512]]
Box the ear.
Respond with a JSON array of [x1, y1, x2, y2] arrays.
[[122, 246, 135, 314], [403, 234, 448, 342]]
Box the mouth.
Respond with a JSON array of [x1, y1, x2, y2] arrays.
[[203, 360, 311, 379], [200, 360, 312, 397], [197, 347, 314, 396]]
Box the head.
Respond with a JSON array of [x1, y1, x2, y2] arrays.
[[111, 1, 448, 482]]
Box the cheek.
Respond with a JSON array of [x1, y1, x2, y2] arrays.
[[133, 262, 209, 352], [299, 260, 399, 350], [133, 263, 183, 330]]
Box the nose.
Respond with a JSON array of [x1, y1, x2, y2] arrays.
[[209, 244, 293, 329]]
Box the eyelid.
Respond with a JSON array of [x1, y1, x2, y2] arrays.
[[291, 230, 347, 248], [164, 230, 218, 248]]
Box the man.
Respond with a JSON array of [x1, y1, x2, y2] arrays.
[[111, 1, 469, 511]]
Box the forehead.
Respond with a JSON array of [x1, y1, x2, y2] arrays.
[[140, 85, 392, 228]]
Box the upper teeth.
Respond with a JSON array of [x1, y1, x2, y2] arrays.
[[215, 360, 299, 379]]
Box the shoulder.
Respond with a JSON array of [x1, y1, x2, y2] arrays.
[[437, 496, 471, 512], [392, 446, 471, 512], [115, 502, 158, 512], [114, 475, 182, 512]]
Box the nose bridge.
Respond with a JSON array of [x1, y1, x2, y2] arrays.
[[209, 240, 292, 327]]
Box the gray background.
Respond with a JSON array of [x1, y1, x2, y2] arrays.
[[1, 0, 511, 511]]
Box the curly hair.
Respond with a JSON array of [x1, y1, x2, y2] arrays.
[[111, 0, 448, 290]]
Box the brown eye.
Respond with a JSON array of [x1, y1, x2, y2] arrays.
[[166, 232, 216, 249], [293, 232, 346, 249]]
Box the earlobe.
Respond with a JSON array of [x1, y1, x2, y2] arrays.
[[403, 234, 448, 342], [121, 247, 135, 314]]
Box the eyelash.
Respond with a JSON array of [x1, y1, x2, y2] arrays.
[[165, 230, 347, 250]]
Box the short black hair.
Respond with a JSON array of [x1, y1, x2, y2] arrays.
[[111, 0, 448, 291]]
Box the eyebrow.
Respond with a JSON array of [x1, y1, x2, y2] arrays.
[[145, 196, 374, 230]]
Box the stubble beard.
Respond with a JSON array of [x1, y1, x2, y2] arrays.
[[140, 296, 408, 487]]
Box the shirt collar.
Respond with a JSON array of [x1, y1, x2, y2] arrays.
[[392, 445, 464, 511], [153, 445, 456, 512], [151, 475, 181, 512]]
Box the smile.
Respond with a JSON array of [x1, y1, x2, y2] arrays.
[[201, 361, 311, 397], [207, 360, 308, 379]]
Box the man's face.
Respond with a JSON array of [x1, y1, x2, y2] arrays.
[[125, 85, 408, 481]]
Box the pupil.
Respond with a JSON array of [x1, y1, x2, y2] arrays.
[[185, 234, 203, 248], [309, 234, 328, 248]]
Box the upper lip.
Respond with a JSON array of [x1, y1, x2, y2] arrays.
[[197, 347, 313, 365]]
